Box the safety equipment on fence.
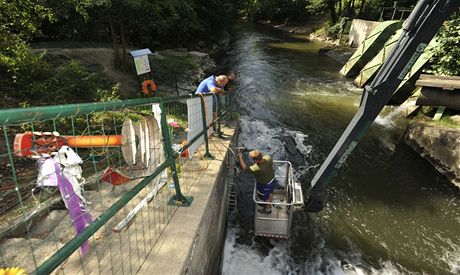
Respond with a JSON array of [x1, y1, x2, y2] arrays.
[[14, 131, 123, 158], [141, 80, 157, 96], [14, 116, 162, 170]]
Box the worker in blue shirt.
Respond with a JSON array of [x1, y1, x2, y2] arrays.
[[195, 75, 228, 132]]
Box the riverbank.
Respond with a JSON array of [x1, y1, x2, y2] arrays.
[[257, 20, 354, 65]]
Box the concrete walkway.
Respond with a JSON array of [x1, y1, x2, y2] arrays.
[[137, 126, 236, 274]]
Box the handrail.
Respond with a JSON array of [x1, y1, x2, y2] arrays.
[[0, 93, 215, 126]]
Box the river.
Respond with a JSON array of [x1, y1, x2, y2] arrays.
[[220, 23, 460, 274]]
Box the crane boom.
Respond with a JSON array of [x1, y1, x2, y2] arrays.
[[306, 0, 460, 212]]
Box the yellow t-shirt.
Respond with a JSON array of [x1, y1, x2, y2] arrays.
[[245, 155, 275, 184]]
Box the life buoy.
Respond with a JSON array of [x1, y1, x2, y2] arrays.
[[141, 80, 157, 95]]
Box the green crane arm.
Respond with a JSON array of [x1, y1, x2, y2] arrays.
[[306, 0, 460, 212]]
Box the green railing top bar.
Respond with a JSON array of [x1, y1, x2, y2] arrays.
[[31, 160, 170, 275], [0, 93, 214, 126]]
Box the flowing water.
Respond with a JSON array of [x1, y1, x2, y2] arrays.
[[220, 23, 460, 275]]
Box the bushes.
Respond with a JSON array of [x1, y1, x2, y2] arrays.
[[2, 52, 116, 106], [429, 18, 460, 76]]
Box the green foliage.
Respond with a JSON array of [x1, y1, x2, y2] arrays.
[[244, 0, 420, 24], [429, 18, 460, 76], [0, 0, 241, 106], [246, 0, 309, 23], [305, 0, 328, 15], [326, 17, 347, 38], [2, 51, 114, 105], [39, 0, 239, 49], [96, 83, 121, 102], [0, 0, 55, 74]]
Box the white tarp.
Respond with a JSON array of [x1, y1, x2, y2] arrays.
[[187, 98, 205, 157]]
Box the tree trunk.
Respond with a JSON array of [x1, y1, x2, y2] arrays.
[[109, 14, 121, 68], [344, 0, 352, 17], [358, 0, 366, 16], [338, 0, 342, 15], [328, 0, 337, 23], [120, 16, 127, 70]]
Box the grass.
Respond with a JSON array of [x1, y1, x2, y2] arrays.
[[415, 108, 460, 128]]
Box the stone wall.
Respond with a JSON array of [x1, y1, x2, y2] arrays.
[[404, 120, 460, 187]]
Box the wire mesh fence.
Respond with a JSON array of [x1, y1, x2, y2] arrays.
[[0, 92, 233, 274]]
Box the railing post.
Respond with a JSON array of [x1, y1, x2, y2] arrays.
[[199, 95, 214, 159], [159, 100, 192, 206], [216, 94, 223, 138], [225, 93, 233, 127], [391, 1, 398, 20], [174, 74, 179, 96]]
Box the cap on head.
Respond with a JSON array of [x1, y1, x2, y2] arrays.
[[249, 150, 263, 161]]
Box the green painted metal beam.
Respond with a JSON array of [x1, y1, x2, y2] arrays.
[[390, 39, 438, 104], [340, 20, 403, 77], [354, 28, 403, 87]]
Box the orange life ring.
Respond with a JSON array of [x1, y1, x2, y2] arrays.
[[142, 80, 157, 95]]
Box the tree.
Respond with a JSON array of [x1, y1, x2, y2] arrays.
[[430, 17, 460, 76], [0, 0, 55, 73]]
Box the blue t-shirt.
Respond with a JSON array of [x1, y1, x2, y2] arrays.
[[195, 75, 217, 94]]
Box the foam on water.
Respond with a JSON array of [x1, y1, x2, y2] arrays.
[[238, 117, 318, 182], [221, 226, 410, 275], [441, 241, 460, 273], [374, 100, 415, 128], [287, 131, 312, 156], [221, 227, 297, 275], [238, 116, 287, 159], [224, 114, 419, 274]]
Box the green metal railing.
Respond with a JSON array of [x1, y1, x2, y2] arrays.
[[0, 92, 233, 274]]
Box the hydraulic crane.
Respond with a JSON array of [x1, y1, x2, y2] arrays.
[[306, 0, 460, 212]]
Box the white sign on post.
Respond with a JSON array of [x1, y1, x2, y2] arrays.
[[134, 55, 151, 75]]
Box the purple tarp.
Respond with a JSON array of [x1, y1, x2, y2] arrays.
[[54, 161, 93, 256]]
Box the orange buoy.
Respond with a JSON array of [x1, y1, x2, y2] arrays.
[[141, 80, 157, 95]]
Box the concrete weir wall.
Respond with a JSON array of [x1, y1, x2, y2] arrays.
[[138, 125, 237, 274], [347, 19, 381, 47], [404, 120, 460, 187]]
